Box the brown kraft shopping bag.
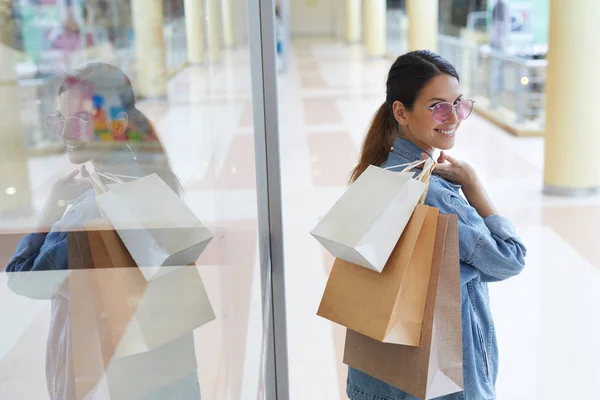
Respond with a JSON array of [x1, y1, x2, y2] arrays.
[[343, 214, 463, 400], [317, 204, 439, 346], [68, 228, 127, 400], [80, 219, 215, 358], [69, 220, 214, 399]]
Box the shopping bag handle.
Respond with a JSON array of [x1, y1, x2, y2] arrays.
[[89, 172, 141, 192], [99, 172, 141, 183], [89, 171, 109, 194], [383, 158, 436, 183], [383, 158, 426, 172]]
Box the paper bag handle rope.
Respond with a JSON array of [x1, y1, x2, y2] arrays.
[[88, 171, 141, 194], [384, 158, 436, 183], [89, 171, 108, 195], [383, 158, 436, 204]]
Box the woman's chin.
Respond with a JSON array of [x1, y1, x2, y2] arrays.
[[67, 148, 91, 164], [435, 136, 456, 151]]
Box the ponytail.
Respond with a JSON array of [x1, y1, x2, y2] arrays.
[[349, 102, 398, 183]]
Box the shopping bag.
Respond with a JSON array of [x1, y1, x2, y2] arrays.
[[86, 219, 216, 356], [343, 214, 463, 400], [68, 231, 113, 400], [317, 204, 439, 346], [69, 223, 216, 398], [311, 158, 435, 272], [93, 172, 213, 281]]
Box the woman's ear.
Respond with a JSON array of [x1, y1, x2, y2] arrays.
[[392, 101, 409, 125]]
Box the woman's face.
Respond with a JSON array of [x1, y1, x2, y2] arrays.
[[56, 85, 95, 165], [393, 74, 463, 154]]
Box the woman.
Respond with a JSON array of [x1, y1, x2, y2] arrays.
[[6, 63, 200, 400], [346, 51, 527, 400]]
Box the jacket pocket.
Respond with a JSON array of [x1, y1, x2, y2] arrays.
[[476, 323, 491, 382]]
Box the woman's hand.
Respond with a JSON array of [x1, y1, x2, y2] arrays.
[[37, 169, 90, 229], [430, 151, 480, 190], [422, 152, 498, 218]]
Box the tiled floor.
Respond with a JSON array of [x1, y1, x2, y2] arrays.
[[1, 38, 600, 399]]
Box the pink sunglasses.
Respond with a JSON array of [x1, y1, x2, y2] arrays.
[[428, 98, 475, 124]]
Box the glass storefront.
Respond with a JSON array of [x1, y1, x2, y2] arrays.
[[0, 0, 285, 398]]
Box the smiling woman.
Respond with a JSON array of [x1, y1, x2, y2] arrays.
[[346, 50, 527, 400], [45, 62, 180, 194]]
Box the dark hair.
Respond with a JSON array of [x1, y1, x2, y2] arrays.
[[349, 50, 459, 182], [58, 62, 182, 194]]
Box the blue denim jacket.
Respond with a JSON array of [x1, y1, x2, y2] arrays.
[[347, 137, 527, 400]]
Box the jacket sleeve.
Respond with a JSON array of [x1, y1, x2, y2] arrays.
[[5, 231, 69, 299], [428, 186, 527, 283]]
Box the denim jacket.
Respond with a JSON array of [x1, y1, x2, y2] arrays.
[[347, 137, 527, 400]]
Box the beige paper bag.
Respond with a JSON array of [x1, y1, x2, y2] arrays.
[[310, 158, 435, 272], [344, 214, 463, 400], [69, 221, 215, 399], [317, 204, 439, 346]]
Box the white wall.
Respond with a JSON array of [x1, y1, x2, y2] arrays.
[[290, 0, 342, 37]]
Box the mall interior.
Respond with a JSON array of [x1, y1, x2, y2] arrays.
[[0, 0, 599, 399]]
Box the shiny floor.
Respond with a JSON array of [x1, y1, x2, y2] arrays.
[[1, 38, 600, 399]]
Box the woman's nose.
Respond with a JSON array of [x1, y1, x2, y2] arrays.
[[448, 106, 460, 124]]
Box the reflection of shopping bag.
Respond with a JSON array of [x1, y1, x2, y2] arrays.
[[69, 224, 216, 399], [317, 205, 438, 346], [344, 215, 463, 400], [92, 173, 213, 281], [311, 159, 435, 272]]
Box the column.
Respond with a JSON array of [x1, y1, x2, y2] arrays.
[[543, 0, 600, 195], [345, 0, 361, 43], [221, 0, 235, 49], [364, 0, 386, 57], [131, 0, 167, 98], [184, 0, 205, 64], [0, 6, 32, 217], [206, 0, 221, 62], [407, 0, 438, 52]]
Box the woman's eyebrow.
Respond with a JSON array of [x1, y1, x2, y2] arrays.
[[428, 94, 464, 102]]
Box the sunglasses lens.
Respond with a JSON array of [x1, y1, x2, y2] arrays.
[[433, 103, 453, 124], [457, 99, 474, 120], [45, 116, 63, 136]]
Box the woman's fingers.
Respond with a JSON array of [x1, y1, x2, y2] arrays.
[[432, 162, 451, 175], [442, 153, 459, 165], [437, 151, 446, 164]]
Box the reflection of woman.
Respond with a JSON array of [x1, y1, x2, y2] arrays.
[[6, 63, 201, 400]]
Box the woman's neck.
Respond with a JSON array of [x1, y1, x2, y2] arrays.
[[398, 134, 435, 157]]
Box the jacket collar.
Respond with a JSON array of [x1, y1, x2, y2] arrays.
[[391, 136, 434, 162]]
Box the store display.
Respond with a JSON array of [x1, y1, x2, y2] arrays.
[[92, 94, 112, 142]]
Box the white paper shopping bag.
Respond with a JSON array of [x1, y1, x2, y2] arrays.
[[311, 158, 435, 272], [95, 173, 213, 281]]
